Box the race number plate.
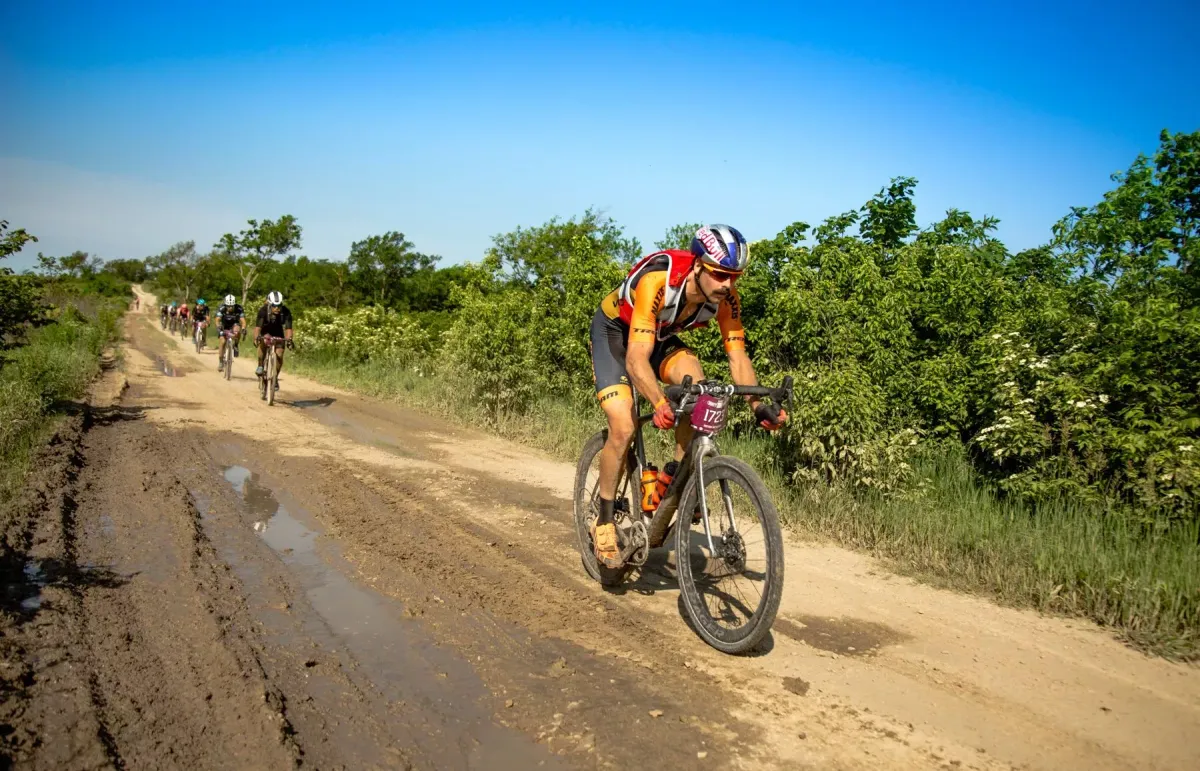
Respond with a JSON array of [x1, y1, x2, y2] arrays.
[[691, 393, 729, 435]]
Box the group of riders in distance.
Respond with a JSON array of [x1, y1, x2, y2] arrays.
[[158, 290, 294, 400]]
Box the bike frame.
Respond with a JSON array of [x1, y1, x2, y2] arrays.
[[259, 335, 286, 402], [626, 397, 723, 551], [624, 377, 791, 555]]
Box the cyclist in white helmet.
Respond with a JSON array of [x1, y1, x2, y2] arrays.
[[253, 290, 294, 389], [215, 294, 246, 371]]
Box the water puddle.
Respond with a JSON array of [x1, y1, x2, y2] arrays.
[[153, 354, 184, 377], [220, 464, 561, 770], [19, 559, 49, 611]]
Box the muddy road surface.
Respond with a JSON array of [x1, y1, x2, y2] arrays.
[[2, 292, 1198, 770]]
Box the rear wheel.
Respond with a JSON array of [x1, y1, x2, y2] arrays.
[[675, 455, 784, 654], [573, 431, 636, 586]]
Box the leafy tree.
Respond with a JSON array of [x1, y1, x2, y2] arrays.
[[215, 215, 303, 304], [860, 176, 918, 251], [263, 255, 361, 310], [348, 232, 435, 307], [103, 258, 149, 283], [0, 220, 42, 348], [0, 220, 37, 260], [484, 209, 640, 287], [655, 222, 702, 251], [36, 250, 101, 279], [150, 241, 207, 302]]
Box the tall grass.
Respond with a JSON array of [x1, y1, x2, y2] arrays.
[[0, 302, 121, 504], [779, 449, 1200, 657], [291, 349, 1200, 659]]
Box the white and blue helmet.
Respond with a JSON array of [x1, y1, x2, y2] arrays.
[[690, 224, 749, 273]]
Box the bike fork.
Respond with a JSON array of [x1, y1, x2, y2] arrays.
[[691, 435, 727, 555]]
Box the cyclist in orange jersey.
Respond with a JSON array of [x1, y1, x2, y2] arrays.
[[587, 224, 788, 568]]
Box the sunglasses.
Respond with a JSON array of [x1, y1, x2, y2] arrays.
[[702, 265, 741, 282]]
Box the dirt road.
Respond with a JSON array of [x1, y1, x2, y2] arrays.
[[2, 290, 1197, 770]]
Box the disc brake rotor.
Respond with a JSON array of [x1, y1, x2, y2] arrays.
[[721, 528, 747, 572]]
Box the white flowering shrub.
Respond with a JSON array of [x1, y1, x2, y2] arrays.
[[972, 329, 1199, 515], [293, 305, 433, 364]]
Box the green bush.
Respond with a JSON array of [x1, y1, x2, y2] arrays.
[[0, 298, 121, 502], [291, 132, 1200, 524]]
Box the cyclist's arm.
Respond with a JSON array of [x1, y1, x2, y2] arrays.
[[253, 305, 266, 341], [625, 273, 668, 407], [717, 291, 761, 406], [282, 307, 294, 341]]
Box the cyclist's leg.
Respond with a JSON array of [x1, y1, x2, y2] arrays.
[[591, 312, 636, 498], [255, 340, 267, 375], [653, 338, 703, 463], [589, 311, 636, 567]]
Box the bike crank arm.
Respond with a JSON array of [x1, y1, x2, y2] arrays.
[[617, 519, 650, 566]]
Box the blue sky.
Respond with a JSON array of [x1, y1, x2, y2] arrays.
[[2, 1, 1197, 270]]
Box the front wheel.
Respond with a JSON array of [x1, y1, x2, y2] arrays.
[[223, 339, 233, 380], [572, 431, 635, 586], [675, 455, 784, 654], [266, 350, 277, 406]]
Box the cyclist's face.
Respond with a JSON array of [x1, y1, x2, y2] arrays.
[[697, 265, 738, 299]]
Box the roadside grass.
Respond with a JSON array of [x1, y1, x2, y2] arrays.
[[291, 351, 1200, 660], [0, 302, 121, 507]]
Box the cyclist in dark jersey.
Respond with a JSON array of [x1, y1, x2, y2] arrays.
[[253, 291, 294, 388], [192, 298, 209, 345], [215, 294, 246, 371], [587, 224, 788, 568]]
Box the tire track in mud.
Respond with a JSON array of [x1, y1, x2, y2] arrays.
[[1, 389, 303, 770], [295, 453, 763, 767]]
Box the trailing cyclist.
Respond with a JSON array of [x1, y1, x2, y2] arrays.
[[178, 301, 190, 336], [587, 224, 788, 568], [215, 294, 246, 371], [168, 302, 178, 330], [253, 291, 294, 389], [160, 303, 169, 327], [193, 298, 209, 346]]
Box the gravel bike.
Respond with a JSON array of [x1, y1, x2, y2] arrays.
[[218, 329, 237, 381], [258, 335, 286, 405], [194, 319, 207, 353], [573, 376, 792, 654]]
